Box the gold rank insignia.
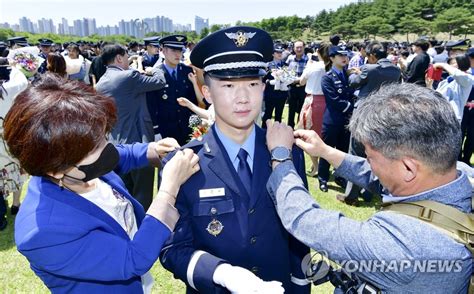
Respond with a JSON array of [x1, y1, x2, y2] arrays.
[[225, 31, 256, 47], [206, 219, 224, 236]]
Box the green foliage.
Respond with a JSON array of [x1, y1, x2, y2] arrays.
[[433, 8, 472, 39], [199, 27, 209, 39], [1, 0, 472, 44]]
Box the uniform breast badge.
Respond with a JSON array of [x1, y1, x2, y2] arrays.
[[206, 219, 224, 236]]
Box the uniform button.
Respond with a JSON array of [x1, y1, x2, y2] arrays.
[[177, 109, 180, 112], [248, 208, 255, 214], [251, 266, 259, 273], [250, 236, 257, 244], [210, 207, 217, 215]]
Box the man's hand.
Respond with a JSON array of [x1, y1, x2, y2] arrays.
[[350, 67, 361, 75], [294, 129, 346, 169], [266, 120, 295, 151], [293, 129, 327, 158]]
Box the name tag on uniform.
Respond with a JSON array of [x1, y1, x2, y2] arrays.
[[199, 188, 225, 198], [334, 81, 342, 84]]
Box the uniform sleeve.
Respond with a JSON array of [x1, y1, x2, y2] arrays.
[[17, 214, 171, 281], [159, 192, 226, 293], [287, 147, 311, 292], [333, 154, 385, 196], [321, 75, 353, 113], [349, 65, 369, 89], [453, 69, 474, 89], [266, 161, 418, 288], [159, 153, 226, 293], [129, 68, 166, 93], [114, 143, 151, 175]]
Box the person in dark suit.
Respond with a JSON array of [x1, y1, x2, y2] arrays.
[[318, 46, 355, 192], [146, 35, 199, 145], [96, 44, 168, 210], [337, 42, 402, 204], [160, 26, 311, 294], [400, 39, 430, 86], [461, 48, 474, 165], [4, 74, 200, 293]]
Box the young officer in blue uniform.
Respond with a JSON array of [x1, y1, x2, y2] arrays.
[[160, 26, 311, 294], [38, 38, 53, 74], [318, 46, 354, 192], [141, 36, 161, 68], [146, 35, 198, 145], [262, 43, 289, 128]]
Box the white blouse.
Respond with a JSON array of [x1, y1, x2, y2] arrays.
[[301, 61, 325, 95], [79, 179, 154, 293]]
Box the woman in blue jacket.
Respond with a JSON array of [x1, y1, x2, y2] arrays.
[[3, 74, 200, 293]]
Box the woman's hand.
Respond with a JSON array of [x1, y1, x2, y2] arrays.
[[188, 72, 197, 84], [147, 138, 180, 166], [160, 149, 200, 196], [154, 138, 180, 159], [177, 97, 192, 108]]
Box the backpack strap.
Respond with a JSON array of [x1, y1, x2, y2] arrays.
[[381, 200, 474, 293]]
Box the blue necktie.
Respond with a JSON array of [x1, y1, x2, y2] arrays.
[[171, 69, 177, 81], [237, 148, 252, 202], [338, 72, 346, 85]]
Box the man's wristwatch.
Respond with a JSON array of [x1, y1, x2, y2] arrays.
[[270, 146, 292, 163]]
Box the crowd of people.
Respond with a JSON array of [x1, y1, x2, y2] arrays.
[[1, 26, 474, 293]]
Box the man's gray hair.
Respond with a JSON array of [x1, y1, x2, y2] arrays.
[[349, 83, 461, 174]]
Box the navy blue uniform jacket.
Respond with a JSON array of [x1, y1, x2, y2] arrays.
[[146, 63, 198, 145], [321, 69, 355, 126], [160, 125, 311, 293]]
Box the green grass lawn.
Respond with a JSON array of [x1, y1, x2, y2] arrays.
[[0, 106, 380, 293]]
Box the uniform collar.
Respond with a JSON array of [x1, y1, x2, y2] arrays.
[[214, 123, 256, 164], [163, 62, 178, 76], [331, 66, 344, 75]]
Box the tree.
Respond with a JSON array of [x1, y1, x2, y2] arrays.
[[355, 16, 387, 39], [331, 23, 357, 41], [397, 16, 431, 42], [0, 28, 15, 41], [453, 18, 474, 39], [210, 24, 224, 33], [434, 8, 471, 40], [199, 27, 209, 39]]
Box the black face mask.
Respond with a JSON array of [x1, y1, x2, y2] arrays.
[[65, 143, 119, 182]]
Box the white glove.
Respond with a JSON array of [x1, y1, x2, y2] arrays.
[[269, 79, 276, 85], [212, 263, 284, 294]]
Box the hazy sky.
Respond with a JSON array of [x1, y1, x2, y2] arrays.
[[0, 0, 356, 27]]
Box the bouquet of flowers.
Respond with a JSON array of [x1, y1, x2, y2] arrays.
[[271, 67, 298, 91], [12, 52, 41, 78], [189, 115, 209, 141]]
